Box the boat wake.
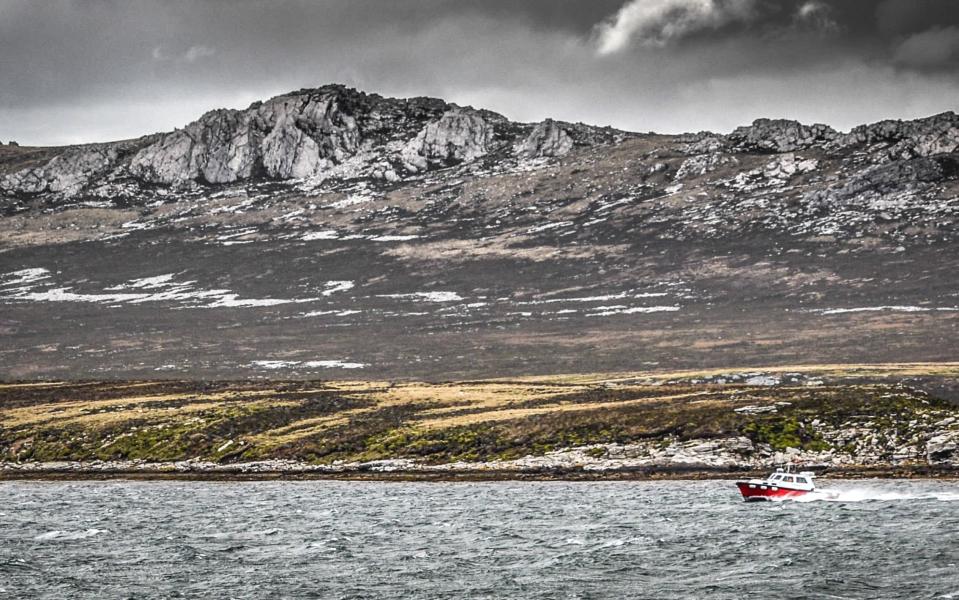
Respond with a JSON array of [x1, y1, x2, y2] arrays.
[[791, 487, 959, 503]]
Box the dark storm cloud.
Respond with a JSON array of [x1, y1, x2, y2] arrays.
[[0, 0, 957, 146]]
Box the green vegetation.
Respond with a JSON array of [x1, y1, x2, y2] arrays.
[[0, 366, 956, 465]]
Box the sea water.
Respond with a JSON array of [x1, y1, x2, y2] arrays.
[[1, 479, 957, 599]]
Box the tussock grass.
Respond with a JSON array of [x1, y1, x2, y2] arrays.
[[1, 364, 956, 464]]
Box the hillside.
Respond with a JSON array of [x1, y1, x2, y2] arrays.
[[0, 85, 958, 380], [2, 365, 958, 478]]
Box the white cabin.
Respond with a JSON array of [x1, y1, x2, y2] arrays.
[[765, 468, 816, 491]]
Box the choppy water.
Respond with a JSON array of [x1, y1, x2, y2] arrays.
[[1, 480, 958, 599]]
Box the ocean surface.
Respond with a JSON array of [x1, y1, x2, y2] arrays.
[[1, 479, 958, 599]]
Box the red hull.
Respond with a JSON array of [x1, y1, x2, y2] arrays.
[[736, 481, 810, 501]]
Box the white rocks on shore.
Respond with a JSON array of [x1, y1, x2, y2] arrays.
[[5, 424, 957, 476]]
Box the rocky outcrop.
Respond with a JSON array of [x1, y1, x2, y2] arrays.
[[514, 119, 573, 158], [256, 93, 361, 179], [762, 153, 819, 179], [399, 109, 494, 172], [4, 86, 621, 198], [2, 83, 958, 229], [0, 144, 120, 196], [129, 109, 260, 185], [676, 152, 736, 179], [728, 118, 837, 153], [836, 111, 959, 162], [676, 132, 726, 156], [129, 92, 363, 185], [824, 155, 957, 202], [927, 430, 959, 465]]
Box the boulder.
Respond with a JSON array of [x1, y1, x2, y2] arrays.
[[762, 153, 819, 180], [400, 109, 494, 172], [514, 119, 573, 158], [926, 431, 959, 465]]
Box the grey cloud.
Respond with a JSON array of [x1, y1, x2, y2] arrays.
[[594, 0, 758, 53], [793, 1, 840, 34], [893, 26, 959, 70], [874, 0, 959, 37], [0, 0, 957, 146]]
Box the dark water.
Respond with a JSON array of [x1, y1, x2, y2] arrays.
[[1, 480, 958, 599]]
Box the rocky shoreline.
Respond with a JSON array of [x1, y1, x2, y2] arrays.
[[4, 432, 958, 481], [2, 461, 957, 482], [4, 376, 958, 478]]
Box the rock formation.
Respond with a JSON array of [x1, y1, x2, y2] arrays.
[[836, 111, 959, 162], [3, 86, 620, 198], [514, 119, 574, 158], [728, 118, 838, 153], [1, 143, 120, 196], [400, 109, 494, 172], [1, 83, 958, 256]]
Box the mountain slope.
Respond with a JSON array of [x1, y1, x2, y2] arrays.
[[0, 85, 958, 380]]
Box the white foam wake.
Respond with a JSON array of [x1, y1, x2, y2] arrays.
[[792, 487, 959, 503]]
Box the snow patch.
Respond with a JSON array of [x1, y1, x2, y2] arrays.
[[105, 274, 177, 290], [326, 194, 375, 209], [321, 280, 354, 296], [526, 221, 573, 234], [301, 230, 340, 241], [522, 291, 668, 305], [369, 235, 420, 242], [300, 309, 362, 317], [588, 305, 681, 317], [0, 269, 330, 310], [0, 268, 51, 287], [812, 306, 959, 315], [250, 360, 368, 370], [379, 291, 463, 302]]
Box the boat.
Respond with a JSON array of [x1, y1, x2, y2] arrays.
[[736, 466, 817, 501]]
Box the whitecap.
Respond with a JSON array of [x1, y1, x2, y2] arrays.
[[34, 529, 106, 541]]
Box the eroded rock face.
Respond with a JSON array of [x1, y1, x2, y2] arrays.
[[256, 94, 360, 179], [729, 118, 837, 153], [514, 119, 573, 158], [0, 144, 119, 196], [926, 431, 959, 465], [129, 93, 365, 186], [837, 111, 959, 162], [833, 155, 955, 200], [129, 109, 259, 185], [400, 110, 494, 172]]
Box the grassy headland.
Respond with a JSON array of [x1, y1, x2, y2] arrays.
[[2, 363, 958, 478]]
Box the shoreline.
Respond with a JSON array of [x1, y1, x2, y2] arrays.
[[4, 376, 958, 479], [3, 464, 958, 482]]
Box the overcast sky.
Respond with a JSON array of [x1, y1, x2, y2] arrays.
[[2, 0, 958, 146]]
